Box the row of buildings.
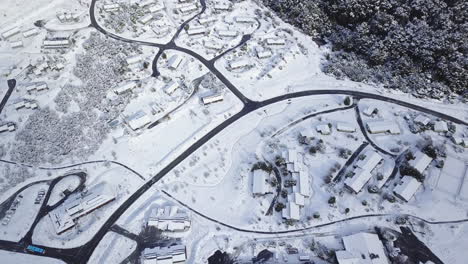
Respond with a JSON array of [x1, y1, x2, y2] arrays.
[[142, 244, 186, 264], [147, 206, 191, 232]]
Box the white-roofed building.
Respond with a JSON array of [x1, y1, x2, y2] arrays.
[[213, 2, 231, 11], [42, 38, 70, 49], [252, 169, 269, 195], [229, 59, 249, 69], [345, 150, 383, 193], [201, 93, 223, 105], [143, 244, 186, 264], [167, 55, 184, 70], [297, 168, 310, 197], [198, 16, 217, 24], [338, 232, 389, 264], [48, 184, 115, 234], [126, 111, 151, 130], [204, 41, 222, 50], [149, 4, 165, 13], [335, 250, 361, 264], [1, 27, 20, 39], [288, 193, 305, 206], [139, 14, 154, 24], [316, 124, 331, 135], [409, 151, 432, 174], [103, 3, 120, 12], [138, 0, 154, 7], [337, 122, 356, 133], [10, 40, 23, 48], [179, 3, 197, 14], [0, 123, 16, 133], [366, 121, 401, 134], [266, 38, 285, 46], [23, 28, 39, 38], [434, 121, 448, 132], [114, 82, 137, 95], [147, 206, 191, 232], [164, 80, 180, 95], [217, 30, 238, 38], [255, 47, 272, 59], [414, 115, 431, 126], [126, 55, 142, 65], [282, 201, 300, 221], [235, 16, 256, 23], [363, 106, 377, 116], [186, 26, 206, 36], [393, 176, 422, 202]]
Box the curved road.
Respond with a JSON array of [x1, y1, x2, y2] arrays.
[[0, 1, 466, 263]]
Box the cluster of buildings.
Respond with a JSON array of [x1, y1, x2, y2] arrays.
[[29, 56, 65, 76], [315, 122, 357, 135], [125, 110, 152, 131], [14, 99, 38, 110], [25, 82, 48, 94], [0, 123, 16, 134], [344, 150, 385, 194], [48, 186, 115, 234], [147, 206, 191, 232], [142, 244, 186, 264], [282, 149, 311, 221], [1, 25, 39, 49], [56, 11, 81, 23], [335, 232, 389, 264]]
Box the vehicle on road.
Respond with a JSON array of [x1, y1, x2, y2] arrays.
[[27, 245, 46, 254]]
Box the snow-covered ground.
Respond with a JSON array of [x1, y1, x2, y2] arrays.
[[88, 232, 137, 264], [0, 250, 65, 264]]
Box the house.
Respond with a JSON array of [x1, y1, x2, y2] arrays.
[[288, 193, 305, 206], [408, 151, 432, 174], [366, 121, 401, 134], [14, 100, 38, 110], [336, 232, 389, 264], [1, 26, 20, 39], [126, 111, 151, 130], [43, 38, 71, 49], [344, 150, 383, 193], [22, 28, 39, 38], [198, 16, 217, 25], [114, 82, 137, 95], [164, 80, 180, 95], [217, 30, 238, 38], [282, 201, 300, 220], [147, 206, 191, 232], [255, 47, 272, 59], [48, 185, 115, 234], [337, 122, 356, 133], [149, 4, 165, 13], [179, 3, 197, 14], [229, 59, 249, 70], [266, 38, 285, 46], [203, 41, 222, 50], [139, 14, 154, 24], [0, 123, 16, 133], [186, 26, 206, 36], [213, 2, 231, 11], [434, 121, 448, 132], [316, 124, 331, 135], [126, 55, 142, 65], [201, 93, 223, 105], [167, 55, 183, 70], [142, 244, 186, 264], [295, 168, 310, 197], [393, 176, 421, 202], [414, 115, 431, 126], [103, 3, 120, 12], [235, 16, 256, 23], [252, 169, 269, 195], [137, 0, 155, 8], [10, 40, 23, 48], [363, 107, 377, 116]]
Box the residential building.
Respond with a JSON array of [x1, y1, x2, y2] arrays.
[[0, 123, 16, 133], [43, 38, 71, 49], [203, 41, 222, 50], [414, 115, 431, 126], [217, 30, 238, 38], [23, 28, 39, 38], [229, 59, 249, 69], [186, 26, 206, 36], [126, 55, 142, 65], [255, 47, 272, 59], [434, 121, 448, 132], [316, 124, 331, 135], [114, 82, 136, 95], [213, 2, 231, 11], [201, 93, 223, 105], [235, 16, 256, 23], [164, 80, 180, 95], [198, 16, 216, 25], [48, 185, 115, 234], [138, 0, 155, 8], [363, 107, 377, 116], [149, 4, 165, 13], [336, 232, 389, 264], [252, 169, 269, 195], [393, 176, 421, 202], [344, 150, 383, 193], [103, 3, 120, 12], [139, 14, 154, 24], [366, 121, 401, 134], [266, 38, 285, 46], [10, 40, 23, 48], [282, 201, 300, 221], [167, 55, 183, 70], [409, 151, 432, 174], [147, 206, 191, 232], [126, 111, 152, 130], [142, 244, 186, 264], [2, 27, 20, 39], [179, 3, 197, 14], [337, 122, 356, 133]]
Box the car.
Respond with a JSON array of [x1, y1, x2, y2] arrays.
[[38, 190, 46, 195]]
